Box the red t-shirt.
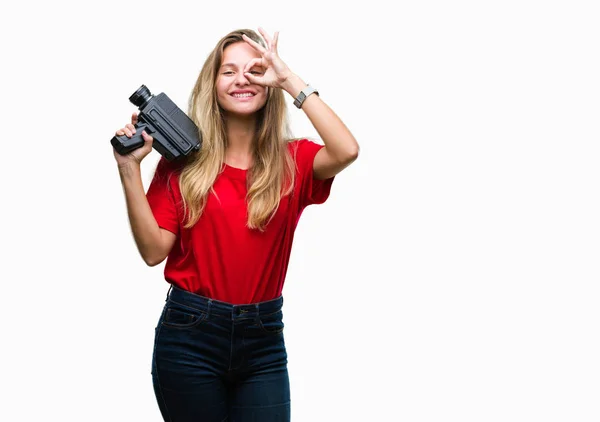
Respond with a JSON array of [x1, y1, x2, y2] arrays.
[[145, 139, 334, 304]]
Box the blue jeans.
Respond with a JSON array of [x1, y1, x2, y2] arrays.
[[151, 285, 291, 421]]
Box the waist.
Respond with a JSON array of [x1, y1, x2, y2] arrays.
[[167, 285, 283, 320]]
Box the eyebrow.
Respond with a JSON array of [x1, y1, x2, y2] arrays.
[[220, 62, 264, 69]]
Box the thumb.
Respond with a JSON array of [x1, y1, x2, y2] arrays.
[[244, 72, 260, 84], [142, 130, 154, 143]]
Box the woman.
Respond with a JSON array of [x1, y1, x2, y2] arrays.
[[114, 27, 359, 422]]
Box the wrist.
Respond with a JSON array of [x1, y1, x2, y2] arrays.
[[281, 73, 307, 98], [118, 161, 141, 179]]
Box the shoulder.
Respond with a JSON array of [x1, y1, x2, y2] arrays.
[[149, 156, 186, 191], [286, 138, 322, 149], [154, 156, 186, 177], [286, 138, 325, 159]]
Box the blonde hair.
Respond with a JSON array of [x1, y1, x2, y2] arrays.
[[179, 29, 297, 232]]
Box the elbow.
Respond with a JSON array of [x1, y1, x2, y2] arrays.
[[332, 150, 358, 171], [143, 254, 165, 267], [139, 231, 174, 267], [345, 137, 360, 161], [343, 144, 359, 164], [145, 259, 160, 267]]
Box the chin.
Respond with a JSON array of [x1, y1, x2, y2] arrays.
[[224, 108, 257, 117], [223, 103, 267, 117]]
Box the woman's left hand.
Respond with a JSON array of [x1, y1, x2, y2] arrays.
[[242, 28, 293, 89]]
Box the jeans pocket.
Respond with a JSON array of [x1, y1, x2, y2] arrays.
[[161, 301, 208, 329], [257, 310, 284, 335]]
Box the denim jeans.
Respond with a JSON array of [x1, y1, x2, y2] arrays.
[[151, 285, 290, 422]]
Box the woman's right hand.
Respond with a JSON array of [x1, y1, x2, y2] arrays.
[[113, 112, 154, 167]]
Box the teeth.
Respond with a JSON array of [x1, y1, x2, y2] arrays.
[[233, 93, 254, 98]]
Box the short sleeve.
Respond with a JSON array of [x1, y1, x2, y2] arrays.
[[146, 157, 180, 235], [293, 139, 335, 209]]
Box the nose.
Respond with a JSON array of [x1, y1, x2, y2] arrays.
[[235, 71, 250, 86]]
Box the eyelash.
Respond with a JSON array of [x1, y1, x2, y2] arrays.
[[223, 71, 262, 75]]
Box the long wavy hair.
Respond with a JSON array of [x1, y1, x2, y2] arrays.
[[178, 29, 297, 232]]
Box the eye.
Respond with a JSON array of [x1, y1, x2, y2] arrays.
[[250, 70, 263, 75], [223, 71, 234, 75]]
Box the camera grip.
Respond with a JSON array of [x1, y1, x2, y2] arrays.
[[111, 122, 151, 155]]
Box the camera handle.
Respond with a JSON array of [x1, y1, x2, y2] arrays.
[[111, 122, 153, 155]]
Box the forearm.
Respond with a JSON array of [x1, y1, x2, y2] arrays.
[[118, 163, 166, 265], [282, 74, 359, 160]]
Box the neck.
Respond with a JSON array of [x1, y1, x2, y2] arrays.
[[223, 113, 258, 166]]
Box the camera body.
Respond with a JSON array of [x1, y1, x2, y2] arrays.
[[111, 85, 202, 161]]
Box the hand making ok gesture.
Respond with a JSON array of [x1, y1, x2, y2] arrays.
[[241, 27, 293, 89]]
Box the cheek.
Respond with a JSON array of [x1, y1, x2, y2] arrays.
[[215, 79, 226, 95], [215, 82, 230, 105], [258, 88, 269, 105]]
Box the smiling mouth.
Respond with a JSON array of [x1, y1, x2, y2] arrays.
[[231, 93, 255, 99]]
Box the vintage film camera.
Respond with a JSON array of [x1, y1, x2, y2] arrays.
[[111, 85, 202, 161]]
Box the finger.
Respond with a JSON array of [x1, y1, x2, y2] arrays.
[[142, 131, 154, 142], [243, 71, 261, 85], [117, 127, 132, 137], [131, 112, 138, 125], [272, 31, 279, 52], [126, 123, 136, 134], [241, 34, 266, 54], [257, 27, 272, 48], [243, 57, 265, 74]]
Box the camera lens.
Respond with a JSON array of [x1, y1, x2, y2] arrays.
[[129, 85, 153, 108]]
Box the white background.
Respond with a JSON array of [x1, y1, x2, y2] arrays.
[[1, 0, 599, 421]]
